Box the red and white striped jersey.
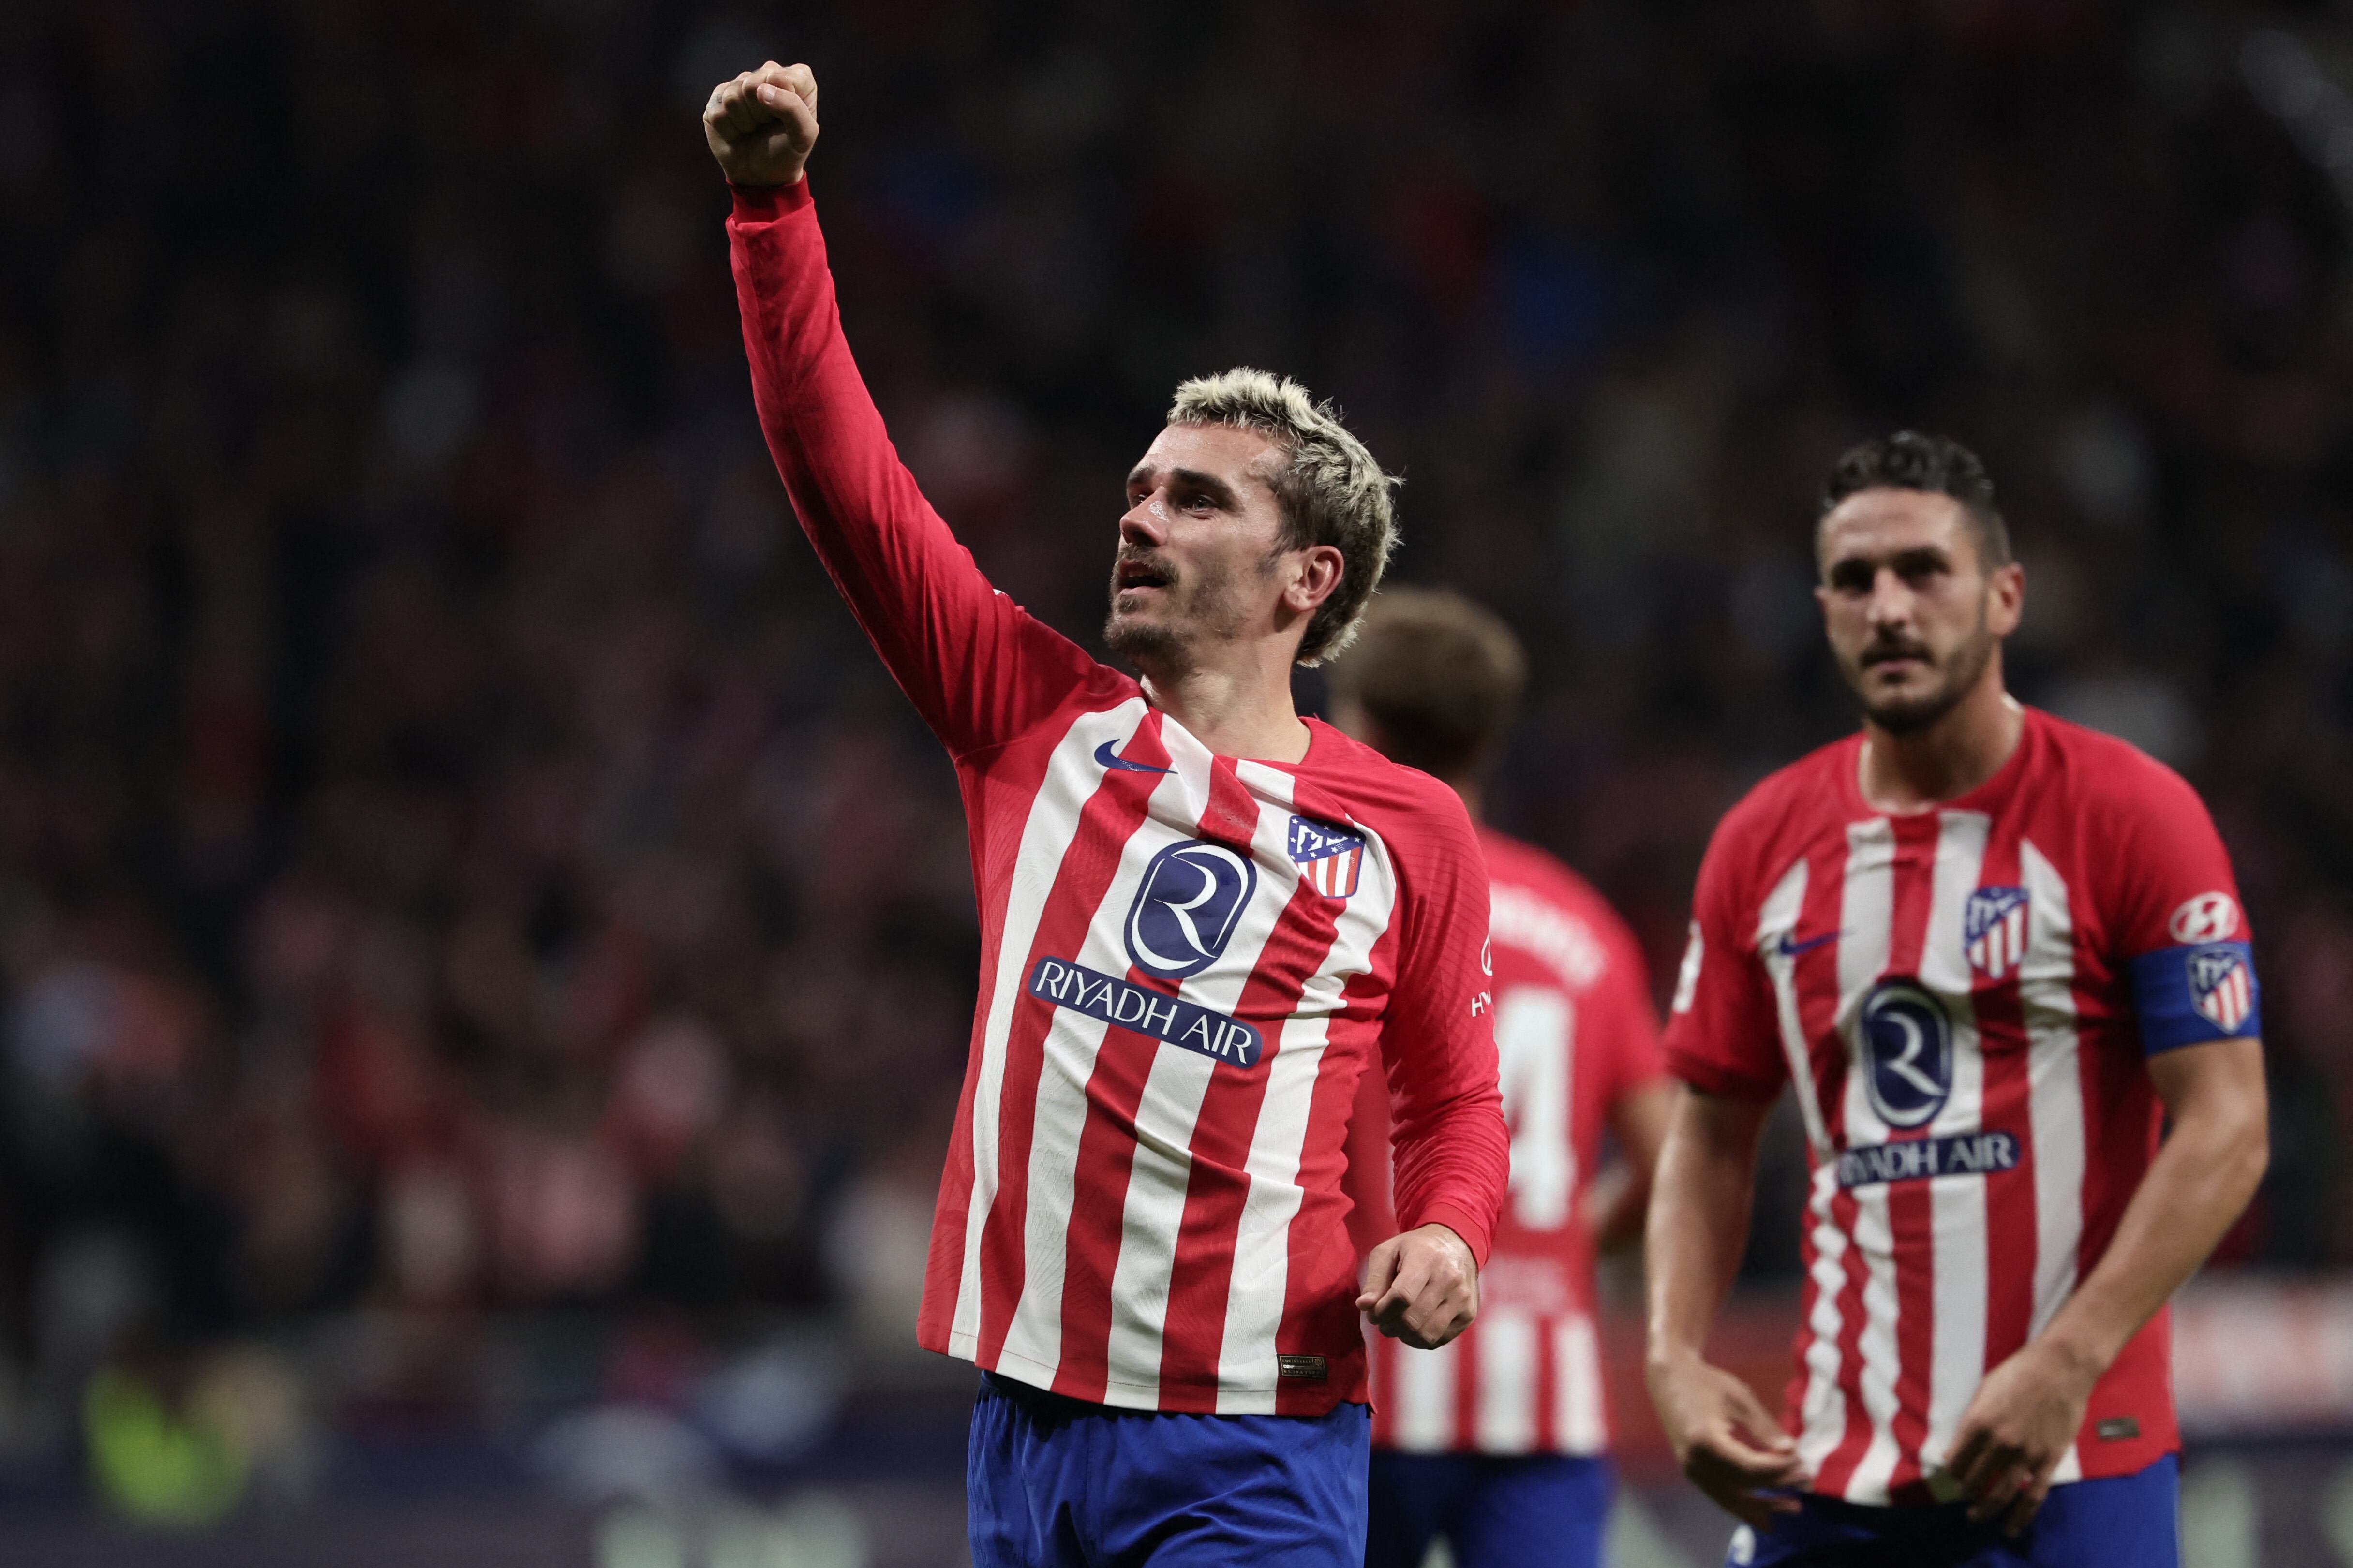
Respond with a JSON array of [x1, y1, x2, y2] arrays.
[[1664, 708, 2262, 1504], [729, 181, 1509, 1417], [1349, 829, 1667, 1455]]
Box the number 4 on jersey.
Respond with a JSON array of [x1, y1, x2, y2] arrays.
[[1494, 986, 1576, 1230]]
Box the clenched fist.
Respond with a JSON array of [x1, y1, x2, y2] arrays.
[[1357, 1223, 1479, 1350], [704, 61, 819, 188]]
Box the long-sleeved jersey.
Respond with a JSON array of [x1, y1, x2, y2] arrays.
[[1664, 708, 2260, 1502], [728, 179, 1508, 1416]]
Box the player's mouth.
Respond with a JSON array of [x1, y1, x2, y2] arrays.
[[1863, 642, 1933, 674], [1113, 555, 1176, 599]]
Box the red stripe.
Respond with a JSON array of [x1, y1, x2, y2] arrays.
[[1533, 1314, 1560, 1452], [920, 713, 1073, 1349], [1878, 815, 1939, 1493], [1973, 829, 2038, 1377], [1155, 857, 1343, 1402], [1271, 973, 1391, 1415], [973, 717, 1169, 1366], [1052, 740, 1250, 1402], [1794, 837, 1876, 1493], [1367, 1332, 1394, 1444]]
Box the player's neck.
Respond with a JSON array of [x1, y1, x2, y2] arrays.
[[1139, 653, 1312, 765], [1858, 669, 2024, 814]]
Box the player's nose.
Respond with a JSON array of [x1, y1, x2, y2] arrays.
[[1866, 566, 1914, 623], [1119, 494, 1166, 547]]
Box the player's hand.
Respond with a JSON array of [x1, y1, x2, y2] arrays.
[[1356, 1224, 1478, 1349], [1940, 1336, 2100, 1534], [703, 62, 819, 188], [1647, 1351, 1805, 1530]]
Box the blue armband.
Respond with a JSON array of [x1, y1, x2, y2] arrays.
[[2129, 941, 2261, 1053]]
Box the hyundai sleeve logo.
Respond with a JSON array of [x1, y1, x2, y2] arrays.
[[1124, 840, 1257, 978], [1859, 977, 1953, 1129]]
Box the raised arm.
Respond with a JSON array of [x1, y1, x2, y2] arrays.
[[706, 64, 1106, 756]]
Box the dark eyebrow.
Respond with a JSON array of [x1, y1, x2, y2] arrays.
[[1126, 465, 1243, 511], [1825, 544, 1955, 582]]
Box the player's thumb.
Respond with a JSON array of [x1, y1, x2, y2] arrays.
[[1356, 1241, 1399, 1308]]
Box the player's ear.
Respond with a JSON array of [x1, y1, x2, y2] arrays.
[[1286, 544, 1345, 614], [1986, 560, 2024, 637]]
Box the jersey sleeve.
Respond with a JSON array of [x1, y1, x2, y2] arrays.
[[2097, 758, 2262, 1053], [727, 181, 1107, 757], [1661, 820, 1787, 1100], [1378, 794, 1509, 1266]]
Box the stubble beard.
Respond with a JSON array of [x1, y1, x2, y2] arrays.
[[1103, 554, 1261, 676], [1845, 601, 1997, 736]]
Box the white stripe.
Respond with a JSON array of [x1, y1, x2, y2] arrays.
[[1757, 859, 1828, 1156], [1212, 761, 1400, 1411], [1475, 1309, 1538, 1452], [950, 701, 1148, 1356], [1795, 1163, 1853, 1477], [1919, 811, 1990, 1475], [1098, 740, 1302, 1405], [1553, 1312, 1608, 1456], [1756, 855, 1853, 1478], [997, 713, 1207, 1380], [2018, 840, 2085, 1486], [1835, 817, 1904, 1504], [1391, 1336, 1459, 1451]]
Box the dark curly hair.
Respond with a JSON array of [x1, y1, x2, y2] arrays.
[[1819, 430, 2011, 570]]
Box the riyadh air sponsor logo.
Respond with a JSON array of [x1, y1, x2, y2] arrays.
[[1859, 978, 1953, 1130], [1965, 885, 2030, 981], [2188, 945, 2253, 1033], [1835, 1129, 2021, 1189], [1093, 739, 1174, 774], [1026, 957, 1264, 1068], [2169, 891, 2240, 944], [1286, 815, 1364, 899], [1124, 839, 1256, 978]]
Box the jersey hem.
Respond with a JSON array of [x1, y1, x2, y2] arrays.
[[938, 1331, 1362, 1416]]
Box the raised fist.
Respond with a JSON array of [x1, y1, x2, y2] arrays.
[[704, 62, 819, 188]]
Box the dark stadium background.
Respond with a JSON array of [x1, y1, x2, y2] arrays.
[[0, 0, 2349, 1563]]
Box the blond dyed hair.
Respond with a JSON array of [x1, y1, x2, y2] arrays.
[[1166, 368, 1401, 666]]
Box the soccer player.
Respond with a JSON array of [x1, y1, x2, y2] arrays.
[[704, 63, 1510, 1568], [1644, 433, 2269, 1568], [1328, 589, 1675, 1568]]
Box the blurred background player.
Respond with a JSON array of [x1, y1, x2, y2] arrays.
[[1644, 434, 2269, 1568], [1329, 588, 1674, 1568], [706, 62, 1509, 1568]]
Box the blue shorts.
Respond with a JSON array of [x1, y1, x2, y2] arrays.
[[967, 1371, 1370, 1568], [1366, 1450, 1614, 1568], [1727, 1454, 2180, 1568]]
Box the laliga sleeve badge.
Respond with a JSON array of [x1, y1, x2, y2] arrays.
[[2169, 891, 2240, 944]]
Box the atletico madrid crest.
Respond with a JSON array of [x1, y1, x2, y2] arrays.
[[1287, 815, 1364, 900], [1964, 885, 2030, 981], [2188, 947, 2252, 1033]]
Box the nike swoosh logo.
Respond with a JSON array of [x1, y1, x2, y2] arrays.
[[1094, 740, 1174, 775], [1776, 931, 1841, 959]]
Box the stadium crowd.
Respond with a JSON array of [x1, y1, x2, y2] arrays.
[[0, 0, 2348, 1453]]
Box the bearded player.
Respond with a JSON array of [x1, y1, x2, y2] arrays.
[[1328, 589, 1674, 1568], [705, 64, 1509, 1567], [1645, 433, 2267, 1567]]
